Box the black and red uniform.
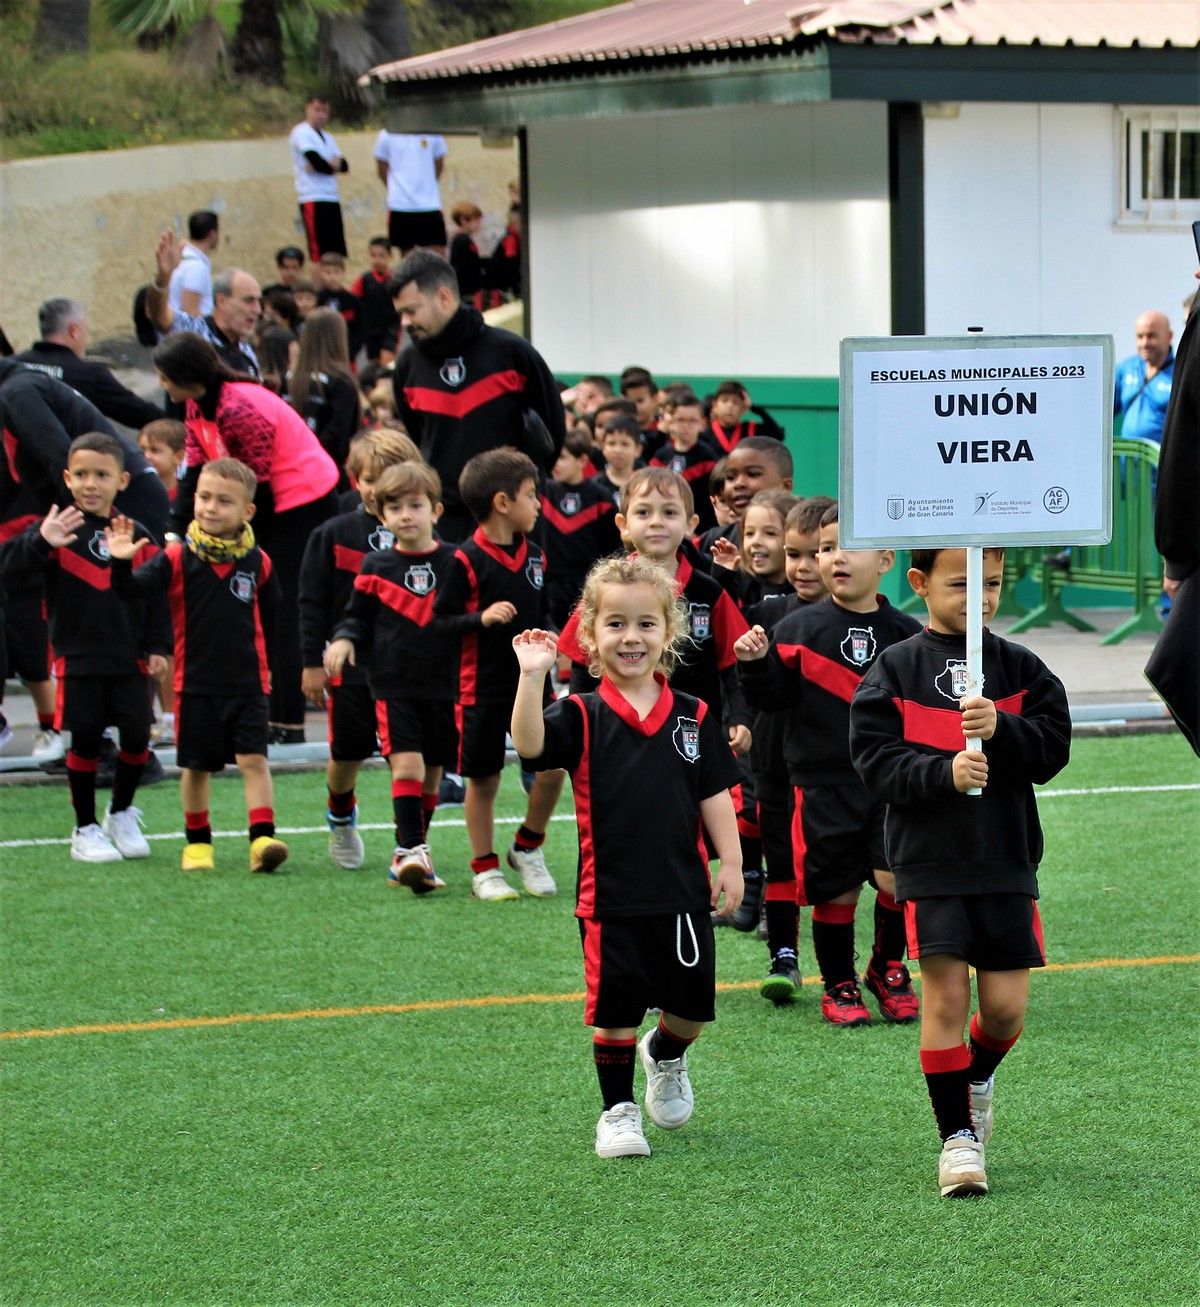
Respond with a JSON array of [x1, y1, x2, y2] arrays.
[[112, 541, 279, 772], [737, 594, 921, 905], [449, 232, 492, 310], [649, 437, 721, 533], [433, 527, 548, 777], [538, 478, 620, 627], [850, 627, 1071, 968], [333, 542, 459, 766], [350, 268, 400, 360], [707, 407, 785, 455], [316, 288, 363, 359], [520, 675, 740, 1026], [299, 505, 397, 762]]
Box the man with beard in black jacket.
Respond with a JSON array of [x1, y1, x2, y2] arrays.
[[390, 251, 564, 544]]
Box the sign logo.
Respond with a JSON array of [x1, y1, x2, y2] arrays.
[[368, 527, 395, 552], [672, 716, 701, 763], [526, 556, 544, 590], [404, 563, 435, 596], [688, 603, 711, 641], [230, 571, 256, 603], [973, 491, 996, 515], [87, 530, 110, 562], [560, 492, 581, 516], [934, 659, 984, 701], [886, 497, 905, 520], [840, 626, 876, 666], [439, 356, 466, 387], [1043, 486, 1069, 513]]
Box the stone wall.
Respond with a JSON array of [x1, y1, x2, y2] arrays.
[[0, 131, 518, 349]]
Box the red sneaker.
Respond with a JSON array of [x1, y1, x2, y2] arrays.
[[865, 960, 920, 1023], [821, 980, 872, 1027]]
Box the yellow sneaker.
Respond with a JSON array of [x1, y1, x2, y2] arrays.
[[249, 835, 289, 873], [181, 842, 215, 872]]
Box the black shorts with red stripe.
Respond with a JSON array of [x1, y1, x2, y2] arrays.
[[177, 693, 270, 772], [758, 782, 795, 894], [904, 893, 1046, 971], [57, 672, 153, 735], [579, 911, 716, 1029], [377, 696, 457, 768], [326, 680, 378, 762], [455, 701, 510, 778], [791, 781, 886, 906], [298, 201, 347, 260]]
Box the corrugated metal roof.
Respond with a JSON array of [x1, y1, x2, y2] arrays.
[[368, 0, 1200, 84]]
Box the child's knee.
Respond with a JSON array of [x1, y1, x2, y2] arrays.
[[237, 753, 269, 775]]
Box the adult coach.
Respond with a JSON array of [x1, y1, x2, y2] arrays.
[[390, 251, 565, 542], [290, 94, 348, 261], [373, 130, 448, 255], [1115, 309, 1175, 441]]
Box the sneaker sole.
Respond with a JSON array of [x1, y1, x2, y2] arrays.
[[596, 1140, 651, 1159], [941, 1177, 988, 1198], [864, 978, 918, 1023], [520, 880, 556, 898], [394, 862, 432, 893], [761, 976, 801, 1005], [473, 888, 520, 902], [71, 850, 122, 864], [251, 846, 289, 874], [821, 1011, 872, 1027]]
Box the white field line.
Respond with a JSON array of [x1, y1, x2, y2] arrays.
[[0, 783, 1196, 850]]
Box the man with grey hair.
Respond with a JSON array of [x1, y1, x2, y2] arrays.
[[13, 297, 163, 429], [146, 230, 261, 377]]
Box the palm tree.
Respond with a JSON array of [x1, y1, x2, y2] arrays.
[[33, 0, 92, 55], [231, 0, 285, 83]]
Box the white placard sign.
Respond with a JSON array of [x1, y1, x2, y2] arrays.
[[840, 335, 1113, 547]]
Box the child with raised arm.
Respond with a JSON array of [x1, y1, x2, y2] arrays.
[[511, 555, 743, 1160], [850, 547, 1070, 1198], [108, 458, 287, 874]]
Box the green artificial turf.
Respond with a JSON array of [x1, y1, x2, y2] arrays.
[[2, 734, 1198, 1306]]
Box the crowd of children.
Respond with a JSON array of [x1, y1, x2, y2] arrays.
[[0, 294, 1071, 1197]]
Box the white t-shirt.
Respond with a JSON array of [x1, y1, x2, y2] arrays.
[[373, 131, 447, 212], [290, 121, 343, 204], [168, 243, 213, 315]]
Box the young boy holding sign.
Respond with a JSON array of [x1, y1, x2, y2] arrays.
[[849, 547, 1071, 1198]]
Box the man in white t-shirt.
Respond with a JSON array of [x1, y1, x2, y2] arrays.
[[167, 210, 220, 317], [373, 130, 448, 255], [289, 95, 349, 260]]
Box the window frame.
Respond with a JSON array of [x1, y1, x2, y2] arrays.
[[1116, 106, 1200, 229]]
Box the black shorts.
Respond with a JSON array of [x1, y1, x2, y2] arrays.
[[377, 696, 457, 768], [791, 782, 886, 906], [580, 911, 716, 1029], [904, 894, 1046, 971], [759, 788, 795, 893], [298, 201, 347, 260], [389, 208, 447, 253], [455, 701, 512, 779], [177, 693, 270, 772], [4, 585, 49, 683], [57, 672, 153, 736], [326, 680, 377, 762]]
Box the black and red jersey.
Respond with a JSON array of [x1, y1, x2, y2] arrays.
[[707, 406, 784, 454], [333, 542, 458, 701], [112, 542, 278, 697], [558, 552, 751, 729], [589, 470, 629, 511], [316, 288, 362, 357], [350, 269, 400, 345], [742, 590, 802, 794], [299, 504, 396, 683], [738, 594, 922, 787], [539, 477, 620, 606], [0, 512, 169, 675], [521, 675, 740, 919], [850, 627, 1071, 900], [649, 436, 721, 533], [434, 527, 548, 706]]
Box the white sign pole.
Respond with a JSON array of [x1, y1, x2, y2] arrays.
[[965, 545, 983, 797]]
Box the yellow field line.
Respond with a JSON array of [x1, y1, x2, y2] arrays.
[[4, 953, 1197, 1043]]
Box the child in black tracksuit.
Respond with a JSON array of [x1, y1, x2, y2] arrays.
[[850, 546, 1070, 1198]]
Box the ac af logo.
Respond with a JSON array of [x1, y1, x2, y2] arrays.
[[688, 603, 711, 641], [230, 571, 256, 603], [368, 526, 395, 552], [840, 626, 876, 666], [526, 556, 545, 590], [672, 716, 701, 763], [87, 530, 111, 562], [439, 356, 466, 387], [404, 563, 435, 596], [935, 659, 984, 701]]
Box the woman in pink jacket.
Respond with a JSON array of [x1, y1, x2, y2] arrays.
[[154, 332, 340, 741]]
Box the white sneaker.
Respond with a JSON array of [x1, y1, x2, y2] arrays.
[[70, 823, 122, 863], [938, 1133, 988, 1197], [472, 868, 519, 902], [102, 806, 150, 859], [389, 843, 445, 893], [970, 1077, 994, 1145], [638, 1030, 694, 1129], [507, 844, 556, 897], [32, 729, 65, 763], [595, 1102, 651, 1159], [327, 808, 365, 869], [0, 720, 13, 752]]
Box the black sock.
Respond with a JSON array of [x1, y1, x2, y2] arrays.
[[185, 810, 212, 845], [968, 1013, 1021, 1083], [765, 900, 800, 958], [110, 739, 149, 813], [66, 751, 99, 828], [648, 1019, 695, 1064], [392, 779, 424, 847], [593, 1037, 636, 1108], [872, 891, 908, 968], [739, 831, 763, 873], [921, 1045, 976, 1140], [328, 788, 356, 822], [811, 903, 857, 989], [513, 824, 545, 850], [248, 806, 275, 841]]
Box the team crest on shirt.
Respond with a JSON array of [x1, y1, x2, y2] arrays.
[[669, 454, 687, 475], [935, 659, 983, 701], [672, 716, 701, 763], [87, 530, 111, 562], [439, 356, 467, 387], [368, 526, 395, 552], [560, 492, 581, 516], [840, 626, 877, 666], [526, 556, 545, 589], [688, 603, 711, 641], [230, 571, 256, 603], [404, 562, 435, 596]]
